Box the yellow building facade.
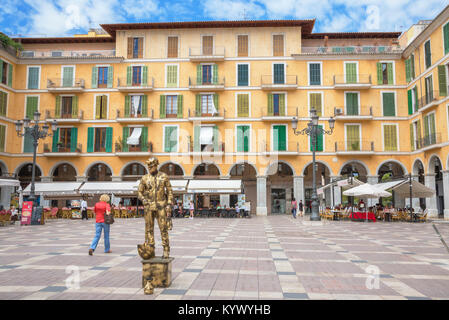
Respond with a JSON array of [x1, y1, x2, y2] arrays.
[[0, 7, 448, 217]]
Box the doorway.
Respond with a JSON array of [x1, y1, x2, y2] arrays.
[[271, 188, 286, 214]]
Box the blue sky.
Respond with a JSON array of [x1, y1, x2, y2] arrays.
[[1, 0, 448, 37]]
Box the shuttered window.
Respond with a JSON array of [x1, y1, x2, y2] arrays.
[[273, 64, 284, 84], [309, 63, 321, 85], [0, 125, 6, 152], [382, 92, 395, 116], [345, 63, 357, 83], [164, 126, 178, 152], [238, 35, 248, 57], [346, 125, 360, 151], [425, 40, 432, 69], [202, 36, 213, 55], [237, 94, 249, 117], [273, 35, 284, 56], [345, 92, 359, 115], [237, 64, 249, 86], [444, 23, 449, 55], [310, 125, 323, 152], [438, 65, 447, 97], [95, 95, 108, 119], [309, 93, 322, 116], [167, 36, 178, 58], [0, 91, 7, 117], [127, 37, 143, 59], [27, 67, 40, 89], [383, 125, 398, 151], [25, 96, 38, 119], [236, 125, 250, 152], [424, 113, 436, 145], [377, 62, 393, 85], [166, 65, 178, 87], [62, 66, 74, 87], [273, 125, 286, 151], [23, 127, 34, 153]]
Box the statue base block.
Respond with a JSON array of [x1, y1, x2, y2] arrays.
[[141, 257, 174, 289]]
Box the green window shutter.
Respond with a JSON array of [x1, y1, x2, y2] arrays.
[[414, 87, 419, 112], [51, 128, 59, 152], [195, 94, 201, 116], [273, 64, 284, 84], [171, 127, 178, 152], [0, 62, 3, 84], [279, 94, 285, 116], [55, 96, 61, 118], [382, 92, 395, 116], [438, 65, 447, 96], [0, 125, 5, 152], [62, 67, 73, 87], [313, 125, 323, 152], [164, 127, 171, 152], [411, 54, 415, 79], [243, 126, 249, 152], [141, 127, 148, 151], [346, 93, 358, 115], [407, 90, 413, 115], [425, 41, 431, 69], [346, 125, 360, 151], [387, 63, 394, 84], [91, 67, 98, 88], [95, 96, 101, 119], [160, 95, 166, 118], [87, 127, 94, 153], [72, 96, 78, 118], [177, 95, 183, 118], [444, 23, 449, 55], [167, 65, 177, 87], [142, 66, 148, 86], [238, 64, 248, 86], [124, 96, 130, 117], [405, 59, 411, 83], [0, 92, 5, 116], [196, 64, 202, 85], [274, 125, 286, 151], [417, 120, 422, 141], [345, 63, 357, 83], [7, 64, 12, 87], [28, 67, 39, 89], [429, 114, 436, 144], [70, 128, 78, 152], [101, 95, 107, 119], [213, 125, 219, 151], [384, 125, 397, 151], [267, 94, 273, 116], [377, 63, 383, 85], [105, 127, 113, 152], [410, 124, 415, 151], [309, 63, 321, 85], [126, 66, 132, 86], [213, 94, 219, 111], [23, 128, 33, 153], [193, 125, 200, 152], [141, 95, 148, 117], [212, 64, 218, 85], [26, 96, 38, 119], [310, 93, 322, 116], [107, 66, 113, 88], [122, 127, 129, 152], [237, 126, 244, 152]]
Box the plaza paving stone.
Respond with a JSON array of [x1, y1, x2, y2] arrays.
[[1, 216, 449, 300]]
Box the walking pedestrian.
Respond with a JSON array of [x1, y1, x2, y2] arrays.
[[291, 198, 297, 219], [81, 196, 88, 220], [298, 200, 304, 217], [88, 194, 112, 255], [189, 201, 194, 219]]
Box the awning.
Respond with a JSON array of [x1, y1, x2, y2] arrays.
[[317, 177, 364, 195], [131, 95, 142, 116], [391, 180, 436, 198], [170, 179, 189, 192], [127, 127, 142, 145], [0, 179, 20, 187], [373, 180, 405, 191], [187, 179, 242, 194], [343, 183, 392, 198], [200, 127, 214, 145], [22, 182, 82, 196], [78, 181, 139, 195]]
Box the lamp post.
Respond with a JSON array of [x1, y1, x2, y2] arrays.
[[291, 109, 335, 221], [15, 112, 57, 214]]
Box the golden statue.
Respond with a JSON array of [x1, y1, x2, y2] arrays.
[[137, 157, 173, 260]]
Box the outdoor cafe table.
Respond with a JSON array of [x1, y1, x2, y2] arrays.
[[349, 211, 376, 222]]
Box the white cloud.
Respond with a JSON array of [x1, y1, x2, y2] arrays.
[[203, 0, 265, 20], [122, 0, 163, 19]]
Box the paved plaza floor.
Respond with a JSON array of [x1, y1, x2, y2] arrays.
[[1, 216, 449, 300]]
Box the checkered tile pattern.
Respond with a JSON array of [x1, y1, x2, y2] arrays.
[[1, 217, 449, 300]]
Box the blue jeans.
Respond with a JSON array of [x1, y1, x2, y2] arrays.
[[292, 208, 297, 218], [89, 223, 110, 252]]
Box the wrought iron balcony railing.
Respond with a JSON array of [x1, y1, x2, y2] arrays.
[[335, 140, 374, 152]]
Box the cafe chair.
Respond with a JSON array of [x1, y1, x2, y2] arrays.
[[416, 209, 428, 223]]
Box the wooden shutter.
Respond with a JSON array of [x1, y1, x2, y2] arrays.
[[213, 94, 219, 112], [377, 63, 383, 85], [137, 38, 143, 58], [407, 90, 413, 115], [6, 63, 11, 87], [164, 127, 171, 152], [346, 93, 358, 115], [0, 62, 2, 83], [70, 128, 78, 152], [195, 94, 201, 116], [310, 93, 322, 116], [238, 64, 248, 86], [167, 36, 178, 58], [267, 94, 273, 116], [382, 92, 395, 116], [95, 96, 101, 119], [26, 96, 38, 119], [346, 125, 360, 151], [0, 92, 6, 116], [91, 67, 98, 88], [279, 94, 285, 116], [345, 63, 357, 83], [28, 67, 39, 89], [87, 127, 94, 153], [52, 128, 59, 152], [411, 54, 415, 79], [425, 41, 431, 68], [126, 66, 132, 85], [62, 67, 73, 87], [274, 125, 286, 151], [310, 63, 320, 85], [196, 64, 202, 85], [310, 125, 323, 151], [101, 95, 107, 119], [410, 124, 415, 151], [416, 120, 422, 143], [202, 36, 213, 55], [122, 127, 129, 152], [414, 87, 419, 112], [387, 63, 393, 84], [384, 125, 397, 151], [159, 95, 166, 118], [0, 125, 5, 152], [273, 64, 284, 84], [23, 128, 33, 153], [444, 23, 449, 55], [237, 126, 243, 152], [213, 126, 219, 151], [238, 35, 248, 57], [193, 125, 200, 152], [212, 64, 218, 85], [55, 96, 61, 118], [141, 127, 148, 151], [141, 95, 148, 117], [177, 95, 183, 118], [107, 66, 113, 88], [237, 94, 248, 117], [167, 65, 177, 87], [105, 127, 113, 153], [125, 96, 130, 117], [72, 96, 78, 118], [127, 37, 133, 59], [142, 66, 148, 86], [273, 35, 284, 56], [438, 65, 447, 96], [405, 59, 411, 83]]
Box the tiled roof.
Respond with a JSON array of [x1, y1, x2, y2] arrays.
[[303, 32, 402, 39], [12, 37, 114, 44]]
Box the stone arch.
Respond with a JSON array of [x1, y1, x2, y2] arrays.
[[49, 161, 79, 177], [0, 160, 8, 176], [191, 162, 222, 177], [375, 159, 408, 176], [338, 160, 370, 177], [119, 161, 149, 176], [158, 160, 185, 176], [227, 161, 259, 176], [265, 160, 296, 176], [301, 160, 333, 177], [84, 161, 114, 177], [412, 158, 425, 175], [14, 162, 44, 176], [428, 154, 443, 174]]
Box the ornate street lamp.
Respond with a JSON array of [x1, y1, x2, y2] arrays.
[[16, 112, 57, 215], [291, 109, 335, 221]]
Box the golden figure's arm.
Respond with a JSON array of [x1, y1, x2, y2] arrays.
[[137, 178, 146, 202], [165, 178, 173, 205]]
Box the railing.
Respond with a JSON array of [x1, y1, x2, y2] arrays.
[[333, 74, 371, 85], [261, 75, 298, 86], [333, 106, 373, 117], [260, 107, 298, 117], [116, 108, 153, 119], [1, 44, 19, 57], [115, 139, 153, 153], [188, 77, 225, 87], [301, 46, 403, 54], [188, 46, 225, 57], [335, 140, 374, 152], [418, 91, 441, 109], [416, 132, 442, 149], [188, 108, 225, 118], [19, 49, 117, 58], [44, 143, 82, 153], [189, 142, 225, 153], [117, 77, 154, 87], [44, 109, 84, 120], [258, 141, 299, 153], [47, 78, 85, 89]]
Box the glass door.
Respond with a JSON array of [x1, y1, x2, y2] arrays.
[[271, 188, 286, 214]]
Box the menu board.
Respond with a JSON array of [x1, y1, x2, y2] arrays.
[[21, 201, 33, 225]]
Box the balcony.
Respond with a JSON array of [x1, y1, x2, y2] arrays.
[[260, 107, 297, 121], [188, 142, 225, 156], [44, 109, 84, 123], [188, 77, 225, 91], [115, 139, 153, 157], [117, 77, 154, 92], [19, 49, 117, 59], [334, 140, 374, 155], [188, 46, 225, 62], [418, 91, 443, 111], [188, 109, 225, 122], [116, 108, 153, 123], [299, 46, 403, 55], [47, 78, 85, 93], [333, 74, 372, 90], [261, 75, 298, 90], [261, 141, 300, 156], [414, 133, 442, 151], [43, 143, 82, 157], [333, 106, 373, 120]]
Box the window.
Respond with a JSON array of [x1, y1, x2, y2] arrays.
[[57, 128, 72, 152], [383, 124, 398, 151], [425, 76, 434, 104], [98, 67, 108, 88], [128, 95, 144, 117], [405, 55, 415, 82], [237, 93, 249, 117], [0, 91, 7, 117], [160, 94, 183, 118], [194, 125, 218, 151], [273, 64, 284, 84], [1, 60, 12, 86], [273, 34, 284, 56], [121, 127, 147, 152], [202, 65, 212, 84], [424, 40, 432, 69], [444, 22, 449, 55], [27, 67, 40, 89], [61, 96, 73, 118], [55, 96, 78, 119], [94, 128, 107, 152], [25, 96, 38, 119], [237, 64, 249, 86], [309, 63, 321, 85], [166, 95, 178, 117], [92, 66, 113, 89], [345, 92, 359, 116], [52, 51, 62, 57], [310, 125, 323, 151], [86, 127, 112, 153], [236, 125, 250, 152], [196, 94, 218, 116], [410, 120, 421, 150], [202, 36, 213, 55], [127, 37, 143, 59], [132, 66, 141, 85], [377, 62, 393, 85], [345, 63, 357, 83], [166, 65, 178, 87], [167, 36, 178, 58], [164, 126, 178, 152], [412, 86, 418, 112], [62, 66, 74, 87], [268, 93, 285, 116], [423, 113, 436, 145], [95, 95, 108, 119], [309, 93, 322, 116], [237, 35, 248, 57], [21, 51, 34, 58], [346, 125, 361, 151], [196, 64, 218, 85], [273, 125, 286, 151], [382, 92, 395, 116], [0, 125, 5, 152], [23, 127, 33, 153]]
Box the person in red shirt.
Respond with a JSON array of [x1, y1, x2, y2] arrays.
[[89, 194, 112, 255]]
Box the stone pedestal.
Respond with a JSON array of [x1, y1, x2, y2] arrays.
[[141, 257, 174, 290]]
